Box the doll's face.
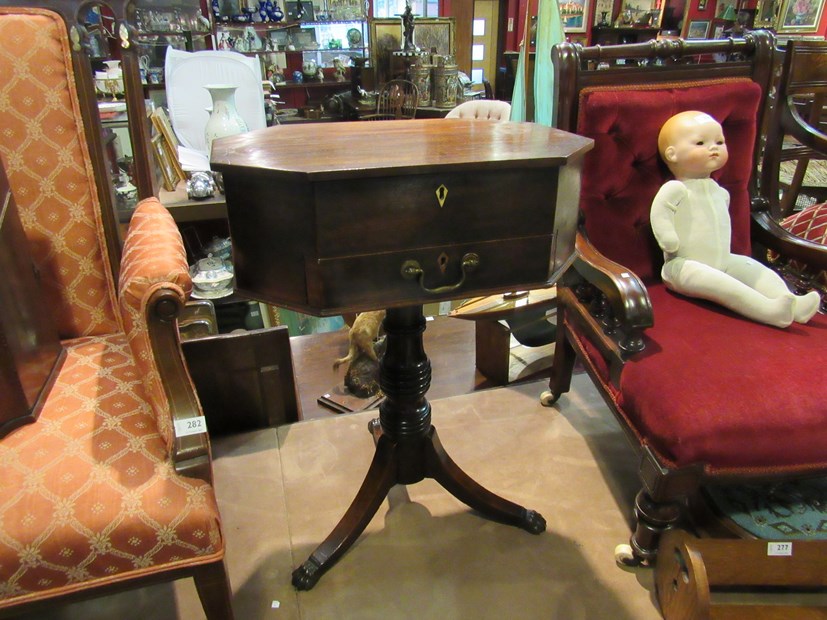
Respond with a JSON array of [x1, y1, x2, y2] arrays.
[[661, 112, 728, 179]]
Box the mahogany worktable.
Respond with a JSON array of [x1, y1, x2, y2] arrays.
[[211, 119, 593, 590]]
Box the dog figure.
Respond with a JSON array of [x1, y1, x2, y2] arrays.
[[333, 310, 386, 371]]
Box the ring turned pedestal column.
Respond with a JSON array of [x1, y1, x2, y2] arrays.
[[291, 305, 546, 589]]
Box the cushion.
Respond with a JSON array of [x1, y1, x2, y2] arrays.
[[0, 9, 120, 340], [571, 284, 827, 473], [576, 79, 761, 283], [776, 202, 827, 295], [0, 335, 223, 608]]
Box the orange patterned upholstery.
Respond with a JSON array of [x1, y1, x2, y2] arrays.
[[0, 333, 222, 607], [0, 8, 120, 340]]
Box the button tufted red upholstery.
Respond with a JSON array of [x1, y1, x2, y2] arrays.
[[576, 80, 760, 283], [569, 78, 827, 473]]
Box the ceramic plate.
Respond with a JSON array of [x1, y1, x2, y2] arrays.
[[347, 28, 362, 47]]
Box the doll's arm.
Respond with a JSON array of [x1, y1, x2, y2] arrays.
[[650, 180, 686, 253]]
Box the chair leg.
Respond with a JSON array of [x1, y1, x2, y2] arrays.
[[193, 560, 235, 620], [616, 489, 683, 566], [540, 319, 575, 406]]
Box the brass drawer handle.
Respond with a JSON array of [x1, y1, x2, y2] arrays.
[[401, 253, 480, 295]]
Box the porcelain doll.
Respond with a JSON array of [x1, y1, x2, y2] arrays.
[[651, 110, 820, 327]]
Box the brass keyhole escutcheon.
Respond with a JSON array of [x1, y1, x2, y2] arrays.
[[435, 184, 448, 208], [438, 252, 449, 274]]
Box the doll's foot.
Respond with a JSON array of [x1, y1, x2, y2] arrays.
[[763, 294, 795, 328], [793, 291, 821, 323]]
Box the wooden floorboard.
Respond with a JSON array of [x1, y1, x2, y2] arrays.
[[290, 316, 551, 421]]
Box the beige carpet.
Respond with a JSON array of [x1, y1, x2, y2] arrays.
[[20, 374, 667, 619]]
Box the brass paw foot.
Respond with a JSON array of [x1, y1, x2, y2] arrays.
[[522, 509, 547, 534], [292, 558, 322, 591]]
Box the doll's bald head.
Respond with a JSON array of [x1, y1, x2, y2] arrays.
[[657, 111, 727, 179]]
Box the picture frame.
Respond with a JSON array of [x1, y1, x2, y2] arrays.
[[269, 29, 290, 49], [686, 19, 711, 38], [612, 0, 662, 28], [292, 28, 317, 49], [778, 0, 825, 32], [150, 108, 186, 185], [285, 1, 314, 22], [370, 17, 455, 85], [593, 0, 615, 25], [562, 0, 591, 32], [754, 0, 783, 26], [152, 134, 178, 192]]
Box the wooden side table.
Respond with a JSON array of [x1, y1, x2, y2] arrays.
[[450, 287, 558, 385], [212, 119, 593, 590]]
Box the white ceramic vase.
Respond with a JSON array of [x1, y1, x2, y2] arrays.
[[204, 84, 248, 153]]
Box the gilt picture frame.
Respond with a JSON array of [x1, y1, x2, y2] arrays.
[[152, 134, 178, 192], [778, 0, 825, 32], [150, 108, 186, 184], [754, 0, 783, 26]]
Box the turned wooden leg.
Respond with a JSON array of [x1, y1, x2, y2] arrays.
[[626, 489, 683, 565]]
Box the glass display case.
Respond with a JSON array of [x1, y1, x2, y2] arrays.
[[212, 1, 370, 109], [133, 0, 214, 99], [215, 19, 368, 84]]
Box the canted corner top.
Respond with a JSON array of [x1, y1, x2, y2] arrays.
[[209, 119, 593, 181]]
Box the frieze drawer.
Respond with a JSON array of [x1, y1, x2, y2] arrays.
[[313, 168, 558, 259]]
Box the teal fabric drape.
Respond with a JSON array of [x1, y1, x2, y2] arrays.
[[510, 0, 566, 126]]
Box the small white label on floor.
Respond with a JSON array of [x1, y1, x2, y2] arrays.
[[767, 541, 793, 556], [174, 416, 208, 437]]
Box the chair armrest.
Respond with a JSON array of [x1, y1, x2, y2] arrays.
[[118, 197, 212, 484], [783, 95, 827, 156], [559, 232, 653, 378], [572, 231, 654, 353], [751, 210, 827, 270]]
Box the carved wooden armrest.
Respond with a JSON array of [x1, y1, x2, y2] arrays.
[[146, 288, 212, 483], [751, 209, 827, 269], [118, 198, 212, 484], [782, 94, 827, 155], [566, 231, 654, 358]]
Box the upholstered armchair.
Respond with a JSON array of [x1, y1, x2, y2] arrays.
[[0, 3, 232, 617], [543, 32, 827, 566]]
